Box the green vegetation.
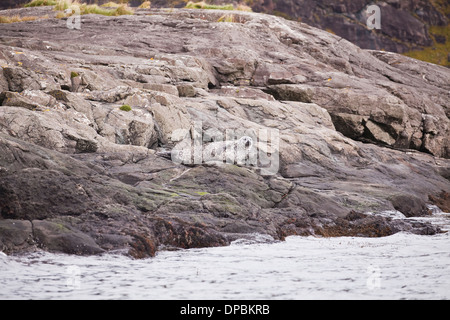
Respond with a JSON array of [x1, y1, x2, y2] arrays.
[[70, 71, 79, 78], [54, 0, 134, 16], [23, 0, 134, 16], [217, 14, 235, 22], [194, 191, 209, 196], [101, 1, 122, 7], [431, 0, 450, 16], [24, 0, 57, 7], [185, 1, 233, 10], [54, 0, 74, 10], [402, 1, 450, 67], [119, 104, 132, 112], [185, 1, 251, 11], [403, 25, 450, 67]]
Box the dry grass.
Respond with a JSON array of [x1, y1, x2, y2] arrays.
[[24, 0, 57, 7], [235, 4, 252, 12], [185, 1, 236, 11], [217, 14, 235, 22], [101, 1, 121, 8], [185, 1, 252, 12], [217, 13, 248, 23], [138, 1, 151, 9], [0, 15, 48, 23], [54, 0, 134, 16]]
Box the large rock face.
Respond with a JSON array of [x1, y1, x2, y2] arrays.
[[230, 0, 449, 54], [0, 7, 449, 257]]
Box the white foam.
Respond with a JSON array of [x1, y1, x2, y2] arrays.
[[0, 213, 448, 300], [365, 210, 406, 219]]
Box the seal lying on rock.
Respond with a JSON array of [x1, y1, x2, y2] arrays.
[[202, 136, 254, 165], [158, 136, 255, 166]]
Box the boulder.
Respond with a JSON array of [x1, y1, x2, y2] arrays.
[[102, 107, 157, 148], [32, 220, 104, 255], [0, 68, 8, 92], [0, 220, 33, 254], [2, 66, 41, 92]]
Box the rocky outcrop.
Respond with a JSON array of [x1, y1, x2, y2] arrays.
[[0, 7, 449, 257], [2, 1, 448, 55], [227, 0, 448, 54]]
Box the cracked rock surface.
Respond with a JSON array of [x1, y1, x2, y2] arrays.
[[0, 8, 449, 257]]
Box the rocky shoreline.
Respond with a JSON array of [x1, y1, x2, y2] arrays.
[[0, 7, 449, 258]]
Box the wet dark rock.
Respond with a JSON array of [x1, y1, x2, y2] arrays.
[[390, 194, 431, 218], [0, 220, 33, 254], [429, 191, 450, 213], [32, 220, 104, 255]]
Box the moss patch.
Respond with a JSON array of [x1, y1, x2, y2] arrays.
[[119, 104, 132, 112], [194, 191, 209, 196]]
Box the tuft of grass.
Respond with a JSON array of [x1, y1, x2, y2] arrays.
[[217, 14, 235, 22], [119, 104, 132, 112], [235, 4, 252, 12], [0, 15, 48, 23], [54, 0, 79, 11], [24, 0, 57, 7], [70, 71, 79, 78], [138, 1, 151, 9], [101, 1, 122, 8], [55, 11, 67, 18], [185, 1, 234, 10], [113, 4, 134, 15], [185, 1, 252, 12], [55, 0, 134, 16]]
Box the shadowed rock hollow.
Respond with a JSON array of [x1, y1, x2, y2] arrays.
[[0, 7, 449, 258]]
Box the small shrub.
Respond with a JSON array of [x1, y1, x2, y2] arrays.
[[70, 71, 79, 78], [120, 105, 132, 112], [138, 1, 151, 9]]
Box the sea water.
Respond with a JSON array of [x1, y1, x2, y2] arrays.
[[0, 210, 449, 300]]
